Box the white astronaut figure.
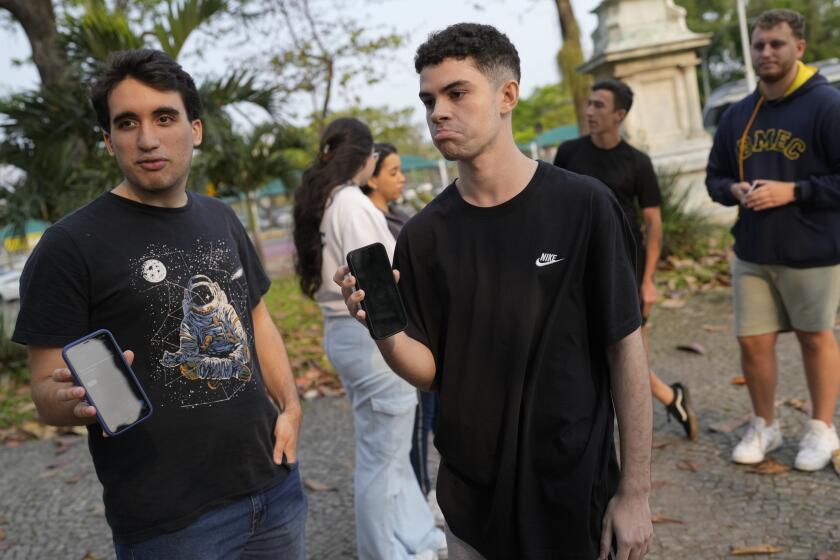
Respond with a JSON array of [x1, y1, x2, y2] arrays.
[[161, 274, 251, 390]]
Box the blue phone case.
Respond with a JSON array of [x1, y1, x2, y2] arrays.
[[61, 329, 153, 436]]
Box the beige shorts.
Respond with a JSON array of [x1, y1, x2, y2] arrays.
[[732, 256, 840, 336]]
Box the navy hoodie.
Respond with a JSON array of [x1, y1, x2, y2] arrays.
[[706, 68, 840, 267]]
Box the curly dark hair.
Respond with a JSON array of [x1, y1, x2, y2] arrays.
[[293, 117, 374, 298], [361, 143, 398, 195], [752, 9, 805, 40], [414, 23, 520, 83], [90, 49, 201, 132]]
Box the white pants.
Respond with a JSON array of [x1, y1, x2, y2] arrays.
[[325, 317, 443, 559]]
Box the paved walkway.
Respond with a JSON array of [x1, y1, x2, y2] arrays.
[[1, 291, 839, 559]]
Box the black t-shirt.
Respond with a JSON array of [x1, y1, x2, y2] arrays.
[[553, 136, 661, 244], [393, 161, 641, 559], [13, 192, 288, 544]]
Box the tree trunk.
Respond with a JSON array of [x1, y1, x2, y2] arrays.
[[0, 0, 70, 87], [245, 190, 267, 267], [554, 0, 591, 135]]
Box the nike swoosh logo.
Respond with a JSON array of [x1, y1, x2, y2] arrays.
[[535, 257, 564, 267]]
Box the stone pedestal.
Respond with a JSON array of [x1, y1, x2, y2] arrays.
[[580, 0, 734, 221]]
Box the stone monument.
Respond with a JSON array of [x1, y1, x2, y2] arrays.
[[580, 0, 731, 218]]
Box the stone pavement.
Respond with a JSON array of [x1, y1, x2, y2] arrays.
[[1, 291, 839, 559]]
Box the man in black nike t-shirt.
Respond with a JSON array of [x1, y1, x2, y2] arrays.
[[555, 79, 698, 441], [335, 24, 653, 560]]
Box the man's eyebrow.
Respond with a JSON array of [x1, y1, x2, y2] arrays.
[[112, 111, 138, 123], [419, 80, 473, 98], [152, 106, 181, 116]]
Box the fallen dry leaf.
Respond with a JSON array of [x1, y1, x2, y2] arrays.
[[82, 553, 104, 560], [831, 449, 840, 477], [746, 459, 791, 475], [65, 473, 84, 485], [708, 414, 751, 433], [651, 440, 669, 450], [660, 298, 686, 310], [730, 544, 784, 555], [303, 479, 334, 492], [676, 460, 700, 472], [785, 398, 811, 415], [702, 324, 729, 332], [815, 550, 840, 560], [676, 342, 706, 355], [651, 480, 669, 491], [651, 514, 684, 524], [317, 385, 345, 398], [0, 528, 5, 541], [730, 376, 747, 386], [20, 421, 57, 440]]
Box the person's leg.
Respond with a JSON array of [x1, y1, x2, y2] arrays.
[[732, 257, 789, 424], [777, 263, 840, 425], [114, 492, 254, 560], [410, 392, 429, 494], [795, 329, 840, 425], [738, 332, 780, 423], [650, 370, 673, 405], [325, 317, 438, 559], [241, 467, 308, 560]]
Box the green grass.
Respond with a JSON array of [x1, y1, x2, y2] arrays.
[[263, 275, 333, 376]]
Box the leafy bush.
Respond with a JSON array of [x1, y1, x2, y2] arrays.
[[656, 168, 717, 259]]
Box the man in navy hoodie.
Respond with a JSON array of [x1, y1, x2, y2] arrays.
[[707, 9, 840, 472]]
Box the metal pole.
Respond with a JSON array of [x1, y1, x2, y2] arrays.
[[438, 159, 449, 188], [737, 0, 757, 91]]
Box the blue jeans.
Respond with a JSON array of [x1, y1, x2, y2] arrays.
[[410, 390, 438, 495], [325, 316, 444, 559], [114, 466, 307, 560]]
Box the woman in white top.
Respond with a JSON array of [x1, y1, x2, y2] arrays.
[[292, 118, 443, 559]]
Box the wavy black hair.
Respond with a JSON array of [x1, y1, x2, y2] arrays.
[[414, 23, 521, 83], [592, 79, 634, 113], [361, 143, 398, 195], [293, 117, 374, 298], [90, 49, 201, 132]]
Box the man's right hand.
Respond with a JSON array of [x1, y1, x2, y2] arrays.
[[332, 265, 400, 327], [51, 350, 135, 421], [730, 182, 751, 206]]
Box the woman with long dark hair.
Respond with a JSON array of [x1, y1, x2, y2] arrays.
[[293, 119, 444, 559]]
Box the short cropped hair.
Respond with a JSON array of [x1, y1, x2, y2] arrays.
[[414, 23, 521, 83], [752, 9, 806, 40], [592, 79, 634, 113], [90, 49, 202, 132]]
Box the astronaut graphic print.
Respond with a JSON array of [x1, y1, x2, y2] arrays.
[[130, 238, 257, 408]]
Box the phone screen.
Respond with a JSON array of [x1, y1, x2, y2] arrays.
[[347, 243, 407, 339], [64, 332, 150, 434]]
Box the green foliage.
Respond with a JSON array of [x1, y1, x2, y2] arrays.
[[0, 0, 293, 233], [656, 168, 715, 259], [676, 0, 840, 88], [513, 82, 576, 144], [262, 275, 332, 376]]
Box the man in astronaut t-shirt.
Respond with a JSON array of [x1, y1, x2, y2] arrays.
[[161, 274, 252, 388]]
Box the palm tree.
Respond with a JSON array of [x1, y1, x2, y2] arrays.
[[0, 0, 286, 242]]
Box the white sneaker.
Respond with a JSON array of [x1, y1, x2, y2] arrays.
[[794, 419, 840, 471], [428, 490, 445, 528], [732, 416, 782, 464]]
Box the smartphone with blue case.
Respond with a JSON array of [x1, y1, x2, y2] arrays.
[[61, 329, 152, 436]]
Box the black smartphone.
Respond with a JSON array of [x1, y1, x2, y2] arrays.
[[62, 329, 153, 436], [346, 242, 408, 340]]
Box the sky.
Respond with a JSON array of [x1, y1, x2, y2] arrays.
[[0, 0, 602, 121]]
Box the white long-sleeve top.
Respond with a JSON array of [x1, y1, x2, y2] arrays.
[[316, 183, 396, 317]]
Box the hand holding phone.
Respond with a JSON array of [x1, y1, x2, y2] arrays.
[[62, 330, 152, 436], [346, 243, 408, 340]]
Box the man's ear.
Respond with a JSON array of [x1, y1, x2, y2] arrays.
[[500, 79, 520, 115], [796, 39, 806, 59], [103, 131, 114, 156], [192, 119, 203, 147], [615, 108, 628, 124]]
